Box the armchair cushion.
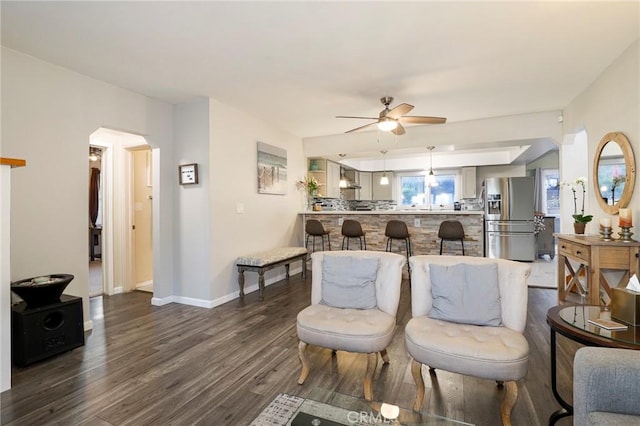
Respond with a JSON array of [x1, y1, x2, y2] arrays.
[[428, 263, 502, 326], [297, 304, 395, 353], [321, 256, 378, 309]]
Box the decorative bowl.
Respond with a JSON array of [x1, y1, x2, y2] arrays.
[[11, 274, 74, 308]]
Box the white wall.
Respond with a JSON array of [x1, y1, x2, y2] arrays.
[[209, 99, 305, 302], [1, 47, 174, 325], [562, 39, 640, 234], [172, 98, 212, 304]]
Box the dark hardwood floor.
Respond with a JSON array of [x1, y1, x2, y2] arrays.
[[2, 274, 580, 425]]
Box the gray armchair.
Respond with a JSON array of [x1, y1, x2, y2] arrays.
[[574, 347, 640, 425]]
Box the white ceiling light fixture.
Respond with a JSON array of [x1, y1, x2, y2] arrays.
[[380, 150, 389, 185], [427, 146, 438, 187], [377, 116, 398, 132]]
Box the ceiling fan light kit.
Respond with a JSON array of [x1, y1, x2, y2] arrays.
[[337, 96, 447, 135], [377, 117, 398, 132]]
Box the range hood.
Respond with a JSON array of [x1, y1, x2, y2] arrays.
[[342, 181, 361, 189], [340, 168, 361, 189]]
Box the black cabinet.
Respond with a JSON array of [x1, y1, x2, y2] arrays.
[[11, 295, 84, 367]]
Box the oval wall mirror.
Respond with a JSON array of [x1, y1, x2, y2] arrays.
[[593, 131, 636, 215]]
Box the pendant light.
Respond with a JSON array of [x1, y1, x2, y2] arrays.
[[380, 150, 389, 185], [427, 146, 438, 187]]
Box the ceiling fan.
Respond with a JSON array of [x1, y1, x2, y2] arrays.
[[337, 96, 446, 135]]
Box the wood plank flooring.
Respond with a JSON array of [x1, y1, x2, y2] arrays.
[[2, 274, 580, 426]]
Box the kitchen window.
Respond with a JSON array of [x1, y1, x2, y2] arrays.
[[397, 171, 457, 208]]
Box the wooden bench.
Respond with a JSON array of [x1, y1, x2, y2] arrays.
[[236, 247, 308, 299]]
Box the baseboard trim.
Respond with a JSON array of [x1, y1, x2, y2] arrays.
[[83, 320, 94, 331], [151, 295, 175, 306], [113, 286, 124, 294], [136, 280, 153, 288], [154, 266, 303, 309]]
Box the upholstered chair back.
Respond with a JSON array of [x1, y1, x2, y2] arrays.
[[409, 255, 530, 332], [311, 251, 405, 317]]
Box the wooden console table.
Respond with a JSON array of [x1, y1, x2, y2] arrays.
[[556, 234, 640, 305]]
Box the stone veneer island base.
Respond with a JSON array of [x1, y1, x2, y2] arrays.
[[301, 210, 484, 257]]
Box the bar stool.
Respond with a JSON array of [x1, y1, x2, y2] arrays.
[[438, 220, 465, 255], [385, 220, 412, 281], [384, 220, 412, 261], [305, 219, 331, 252], [341, 220, 367, 250]]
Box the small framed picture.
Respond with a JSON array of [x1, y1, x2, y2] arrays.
[[179, 163, 198, 185]]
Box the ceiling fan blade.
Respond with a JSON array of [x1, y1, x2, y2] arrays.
[[336, 115, 378, 120], [391, 123, 406, 136], [386, 103, 414, 119], [345, 122, 378, 133], [399, 116, 447, 124]]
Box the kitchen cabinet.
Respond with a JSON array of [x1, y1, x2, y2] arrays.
[[359, 172, 372, 200], [325, 160, 341, 198], [307, 158, 341, 198], [307, 158, 327, 196], [461, 167, 476, 199], [372, 172, 394, 200]]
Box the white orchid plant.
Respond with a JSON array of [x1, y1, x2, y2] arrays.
[[561, 177, 593, 224]]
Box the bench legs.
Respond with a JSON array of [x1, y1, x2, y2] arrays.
[[238, 267, 246, 297], [258, 271, 266, 300], [238, 254, 307, 299]]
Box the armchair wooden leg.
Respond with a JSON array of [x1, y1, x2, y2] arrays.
[[297, 341, 310, 385], [411, 359, 425, 412], [380, 349, 390, 364], [500, 380, 518, 426], [364, 353, 378, 401]]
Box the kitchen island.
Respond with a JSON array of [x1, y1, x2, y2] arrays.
[[301, 210, 484, 257]]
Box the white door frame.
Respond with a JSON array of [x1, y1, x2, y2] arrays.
[[90, 128, 148, 296]]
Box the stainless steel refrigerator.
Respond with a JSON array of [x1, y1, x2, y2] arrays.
[[484, 177, 535, 261]]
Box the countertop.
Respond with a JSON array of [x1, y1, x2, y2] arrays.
[[300, 210, 484, 215]]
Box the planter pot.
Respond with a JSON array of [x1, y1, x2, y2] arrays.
[[574, 222, 586, 235]]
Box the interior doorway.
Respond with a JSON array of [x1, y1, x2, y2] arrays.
[[88, 128, 153, 297], [131, 148, 153, 293], [88, 146, 104, 297]]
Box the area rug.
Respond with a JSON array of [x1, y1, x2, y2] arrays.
[[527, 255, 557, 289], [250, 393, 305, 426]]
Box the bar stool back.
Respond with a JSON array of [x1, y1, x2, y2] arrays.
[[341, 220, 367, 250], [385, 220, 412, 259], [438, 220, 465, 255], [385, 220, 412, 281], [305, 219, 331, 252]]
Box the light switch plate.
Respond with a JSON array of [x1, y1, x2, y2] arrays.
[[414, 218, 421, 227], [236, 203, 244, 214], [338, 217, 344, 226]]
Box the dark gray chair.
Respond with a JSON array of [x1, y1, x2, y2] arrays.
[[385, 220, 412, 271], [574, 347, 640, 425], [305, 219, 331, 252], [438, 220, 465, 255], [341, 220, 366, 250]]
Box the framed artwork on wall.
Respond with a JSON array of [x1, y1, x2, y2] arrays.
[[257, 141, 287, 195], [179, 163, 198, 185]]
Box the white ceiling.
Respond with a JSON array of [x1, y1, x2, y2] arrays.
[[2, 1, 639, 162]]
